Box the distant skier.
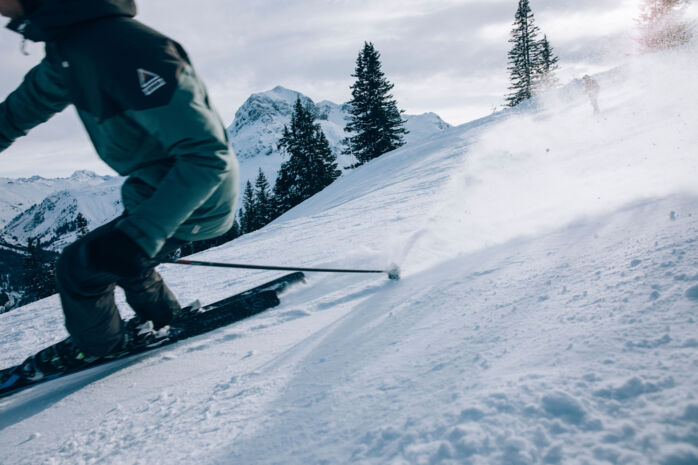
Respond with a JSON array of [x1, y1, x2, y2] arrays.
[[0, 0, 238, 371], [582, 75, 601, 114]]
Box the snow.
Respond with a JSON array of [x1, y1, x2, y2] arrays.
[[2, 180, 123, 250], [0, 171, 117, 229], [0, 171, 123, 252], [2, 45, 698, 465]]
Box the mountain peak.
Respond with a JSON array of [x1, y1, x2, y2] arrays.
[[248, 86, 313, 108], [69, 170, 101, 181], [229, 87, 316, 140], [267, 86, 306, 102]]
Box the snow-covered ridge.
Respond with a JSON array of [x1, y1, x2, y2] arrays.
[[0, 171, 123, 250], [228, 85, 451, 188], [2, 182, 123, 250], [0, 170, 116, 230]]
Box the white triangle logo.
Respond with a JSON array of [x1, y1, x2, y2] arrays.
[[137, 68, 166, 96]]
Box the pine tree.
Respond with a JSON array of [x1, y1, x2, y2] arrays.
[[537, 35, 560, 90], [23, 237, 56, 300], [275, 98, 340, 213], [230, 217, 241, 240], [239, 180, 256, 234], [506, 0, 544, 107], [310, 130, 341, 192], [76, 212, 89, 238], [636, 0, 694, 52], [344, 42, 408, 164], [254, 168, 274, 228]]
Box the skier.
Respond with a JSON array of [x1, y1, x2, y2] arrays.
[[582, 75, 601, 114], [0, 0, 238, 372]]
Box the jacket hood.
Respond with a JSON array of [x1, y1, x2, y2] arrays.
[[7, 0, 137, 42]]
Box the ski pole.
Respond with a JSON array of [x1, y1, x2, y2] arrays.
[[165, 259, 401, 280]]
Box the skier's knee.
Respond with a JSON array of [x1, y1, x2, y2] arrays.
[[55, 241, 96, 294]]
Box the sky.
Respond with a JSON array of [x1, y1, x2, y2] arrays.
[[0, 0, 687, 178]]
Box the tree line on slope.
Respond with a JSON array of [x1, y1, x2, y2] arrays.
[[211, 41, 408, 240]]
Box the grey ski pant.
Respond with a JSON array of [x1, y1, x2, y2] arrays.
[[55, 218, 184, 357]]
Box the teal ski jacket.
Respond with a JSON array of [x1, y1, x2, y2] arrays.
[[0, 0, 238, 258]]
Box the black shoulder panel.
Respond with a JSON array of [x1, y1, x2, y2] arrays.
[[52, 17, 190, 120]]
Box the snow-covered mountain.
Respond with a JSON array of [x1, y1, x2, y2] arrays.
[[0, 172, 123, 250], [228, 85, 451, 188], [0, 170, 118, 230], [2, 45, 697, 465]]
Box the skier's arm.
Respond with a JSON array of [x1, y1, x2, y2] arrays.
[[0, 57, 70, 151], [116, 66, 235, 258]]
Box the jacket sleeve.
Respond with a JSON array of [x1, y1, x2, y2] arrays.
[[116, 66, 235, 258], [0, 57, 70, 151]]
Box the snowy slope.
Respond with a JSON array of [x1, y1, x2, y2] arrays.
[[1, 46, 698, 465], [228, 85, 451, 189]]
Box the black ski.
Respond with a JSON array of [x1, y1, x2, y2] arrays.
[[0, 272, 305, 399]]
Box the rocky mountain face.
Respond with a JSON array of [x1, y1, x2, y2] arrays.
[[227, 86, 452, 189], [0, 170, 119, 230], [0, 172, 123, 251]]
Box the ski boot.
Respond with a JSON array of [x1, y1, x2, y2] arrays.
[[116, 316, 172, 354], [13, 337, 99, 382]]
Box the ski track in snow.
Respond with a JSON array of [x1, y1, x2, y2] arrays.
[[1, 48, 698, 465]]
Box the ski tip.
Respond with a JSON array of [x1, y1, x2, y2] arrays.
[[386, 264, 401, 281]]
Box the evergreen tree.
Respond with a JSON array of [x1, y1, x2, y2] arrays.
[[344, 42, 408, 164], [197, 218, 242, 253], [76, 212, 89, 238], [506, 0, 544, 107], [311, 130, 341, 192], [23, 237, 56, 300], [254, 168, 274, 228], [239, 180, 256, 234], [275, 98, 340, 213], [636, 0, 694, 52], [230, 217, 242, 240], [537, 35, 560, 90]]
